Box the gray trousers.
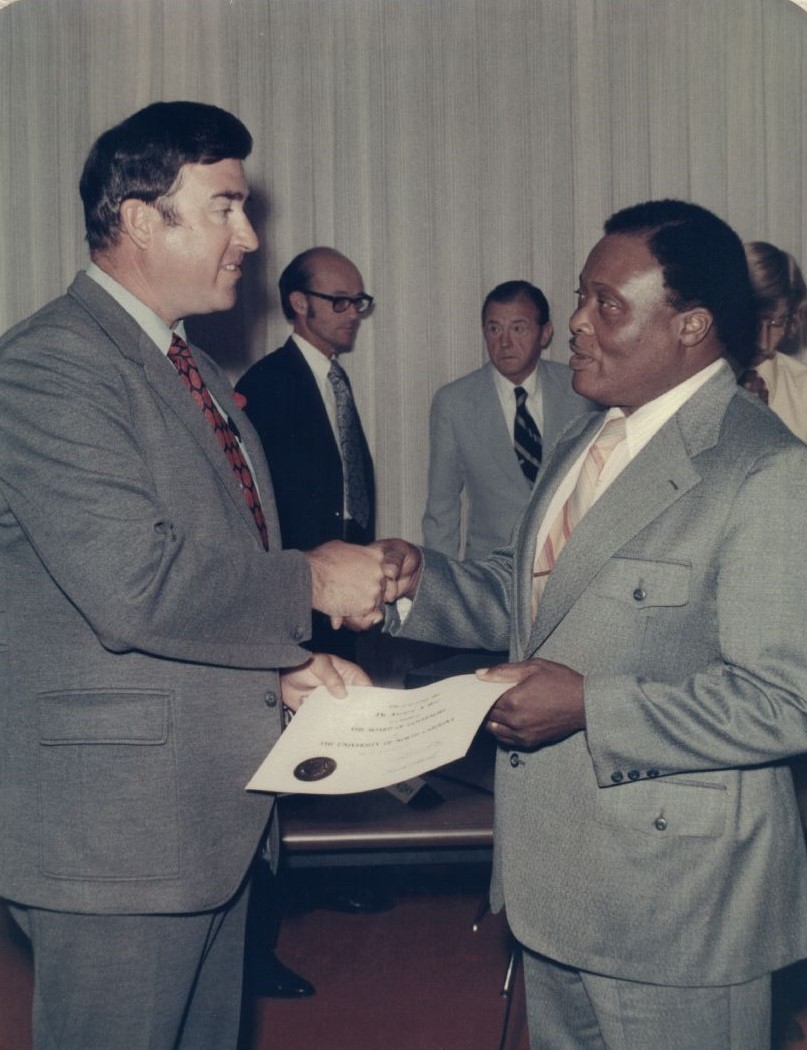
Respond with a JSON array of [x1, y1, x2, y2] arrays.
[[9, 879, 251, 1050], [522, 945, 770, 1050]]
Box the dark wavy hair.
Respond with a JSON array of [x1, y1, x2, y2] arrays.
[[80, 101, 253, 251], [605, 200, 756, 370], [481, 280, 550, 326]]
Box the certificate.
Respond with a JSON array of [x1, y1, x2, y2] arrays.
[[246, 674, 505, 795]]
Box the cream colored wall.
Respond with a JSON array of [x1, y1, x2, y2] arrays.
[[1, 0, 805, 540]]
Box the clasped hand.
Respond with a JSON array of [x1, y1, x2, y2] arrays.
[[479, 658, 586, 749], [305, 538, 423, 631]]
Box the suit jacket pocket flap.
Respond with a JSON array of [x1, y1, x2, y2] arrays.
[[589, 557, 690, 608], [38, 690, 170, 744], [598, 777, 726, 838]]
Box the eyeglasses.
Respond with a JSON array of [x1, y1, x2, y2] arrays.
[[759, 314, 792, 332], [302, 289, 374, 315]]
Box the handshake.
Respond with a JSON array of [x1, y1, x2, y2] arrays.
[[304, 538, 423, 630]]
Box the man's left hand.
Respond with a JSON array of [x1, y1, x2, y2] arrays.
[[279, 653, 372, 713], [478, 658, 586, 749]]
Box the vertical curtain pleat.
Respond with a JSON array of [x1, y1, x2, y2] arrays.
[[1, 0, 805, 541]]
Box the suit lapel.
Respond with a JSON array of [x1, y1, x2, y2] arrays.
[[472, 365, 531, 487], [540, 360, 586, 448], [69, 273, 270, 546], [282, 340, 343, 465], [526, 424, 701, 654], [511, 412, 600, 652], [226, 402, 282, 537], [518, 367, 736, 656], [538, 361, 567, 446], [147, 338, 274, 544]]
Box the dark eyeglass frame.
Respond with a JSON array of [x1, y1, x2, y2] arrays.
[[758, 313, 793, 332], [301, 289, 374, 315]]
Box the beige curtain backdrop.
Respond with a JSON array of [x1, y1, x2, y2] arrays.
[[1, 0, 805, 542]]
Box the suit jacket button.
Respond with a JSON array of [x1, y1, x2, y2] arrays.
[[647, 768, 660, 778], [611, 771, 624, 784], [264, 690, 278, 708], [628, 769, 640, 780], [293, 625, 305, 641], [654, 816, 668, 831], [633, 587, 647, 602], [509, 753, 522, 768]]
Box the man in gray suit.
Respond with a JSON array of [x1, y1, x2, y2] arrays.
[[423, 280, 593, 559], [0, 102, 389, 1050], [375, 200, 807, 1048]]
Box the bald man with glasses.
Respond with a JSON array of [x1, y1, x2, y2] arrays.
[[237, 246, 376, 600], [236, 247, 381, 996]]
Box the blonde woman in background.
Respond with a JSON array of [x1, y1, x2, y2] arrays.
[[741, 240, 807, 442], [742, 242, 807, 1050]]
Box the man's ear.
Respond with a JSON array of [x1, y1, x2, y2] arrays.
[[118, 198, 155, 250], [539, 321, 554, 350], [679, 308, 713, 348], [289, 290, 308, 317]]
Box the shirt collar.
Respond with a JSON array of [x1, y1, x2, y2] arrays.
[[602, 357, 727, 456], [291, 333, 336, 380], [491, 360, 541, 400], [85, 262, 187, 354]]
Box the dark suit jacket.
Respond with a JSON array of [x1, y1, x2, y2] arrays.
[[236, 338, 375, 549], [0, 273, 313, 915], [236, 338, 375, 656]]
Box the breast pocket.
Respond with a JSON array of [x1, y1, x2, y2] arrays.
[[589, 556, 691, 609], [37, 690, 179, 881], [551, 558, 693, 674]]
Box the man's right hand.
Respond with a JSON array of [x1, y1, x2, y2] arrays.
[[372, 538, 423, 602], [335, 538, 424, 632], [305, 541, 387, 627]]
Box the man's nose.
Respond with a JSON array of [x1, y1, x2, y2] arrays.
[[569, 305, 588, 332], [237, 214, 259, 253], [757, 322, 773, 354]]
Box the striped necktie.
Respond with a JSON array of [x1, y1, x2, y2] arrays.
[[168, 334, 269, 550], [514, 386, 542, 484], [531, 416, 626, 615]]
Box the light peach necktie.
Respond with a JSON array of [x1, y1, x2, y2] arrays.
[[531, 416, 626, 616]]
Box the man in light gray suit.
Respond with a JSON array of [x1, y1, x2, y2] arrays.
[[374, 200, 807, 1048], [422, 280, 594, 559], [0, 102, 389, 1050]]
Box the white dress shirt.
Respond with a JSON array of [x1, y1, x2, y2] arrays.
[[291, 333, 352, 519], [532, 358, 726, 558], [492, 362, 545, 439]]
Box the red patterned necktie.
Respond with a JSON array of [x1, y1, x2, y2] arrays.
[[168, 334, 269, 550]]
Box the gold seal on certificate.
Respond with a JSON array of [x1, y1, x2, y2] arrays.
[[246, 676, 506, 796]]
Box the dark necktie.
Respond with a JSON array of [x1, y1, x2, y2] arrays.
[[514, 386, 542, 484], [327, 358, 370, 530], [168, 334, 269, 550]]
